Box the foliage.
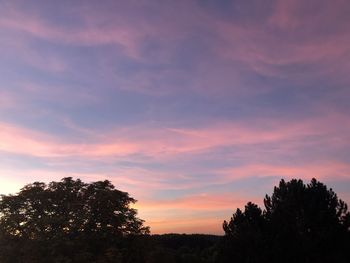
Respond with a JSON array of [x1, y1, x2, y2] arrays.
[[221, 178, 350, 263], [0, 177, 149, 262]]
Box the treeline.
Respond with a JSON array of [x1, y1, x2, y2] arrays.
[[141, 234, 220, 263], [0, 177, 349, 262]]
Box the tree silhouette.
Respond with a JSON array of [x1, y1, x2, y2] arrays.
[[221, 178, 350, 263], [263, 178, 350, 262], [0, 177, 149, 262], [221, 202, 265, 263]]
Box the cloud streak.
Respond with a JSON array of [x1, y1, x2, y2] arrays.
[[2, 111, 349, 159]]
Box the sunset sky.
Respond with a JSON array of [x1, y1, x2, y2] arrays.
[[1, 0, 350, 234]]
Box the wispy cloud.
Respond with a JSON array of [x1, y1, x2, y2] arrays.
[[1, 110, 349, 159]]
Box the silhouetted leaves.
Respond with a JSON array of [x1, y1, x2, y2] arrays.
[[0, 177, 149, 262], [221, 178, 350, 263]]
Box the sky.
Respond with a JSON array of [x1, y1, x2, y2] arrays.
[[0, 0, 350, 234]]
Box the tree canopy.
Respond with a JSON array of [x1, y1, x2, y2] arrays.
[[0, 177, 149, 262], [221, 178, 350, 263], [0, 177, 149, 239]]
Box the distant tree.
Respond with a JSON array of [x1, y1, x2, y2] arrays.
[[221, 178, 350, 263], [0, 177, 149, 262]]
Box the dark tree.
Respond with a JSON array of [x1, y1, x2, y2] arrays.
[[0, 177, 149, 262], [223, 202, 264, 237], [263, 178, 350, 262], [221, 202, 265, 263], [221, 178, 350, 263]]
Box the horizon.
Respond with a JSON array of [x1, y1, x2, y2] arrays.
[[1, 0, 350, 235]]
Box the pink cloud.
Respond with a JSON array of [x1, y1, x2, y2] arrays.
[[2, 0, 350, 97], [0, 122, 139, 158], [211, 0, 350, 85], [268, 0, 300, 30], [0, 1, 203, 60], [218, 162, 350, 187], [1, 111, 349, 159], [269, 0, 350, 33], [0, 167, 155, 198], [0, 7, 141, 58], [216, 24, 350, 79]]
